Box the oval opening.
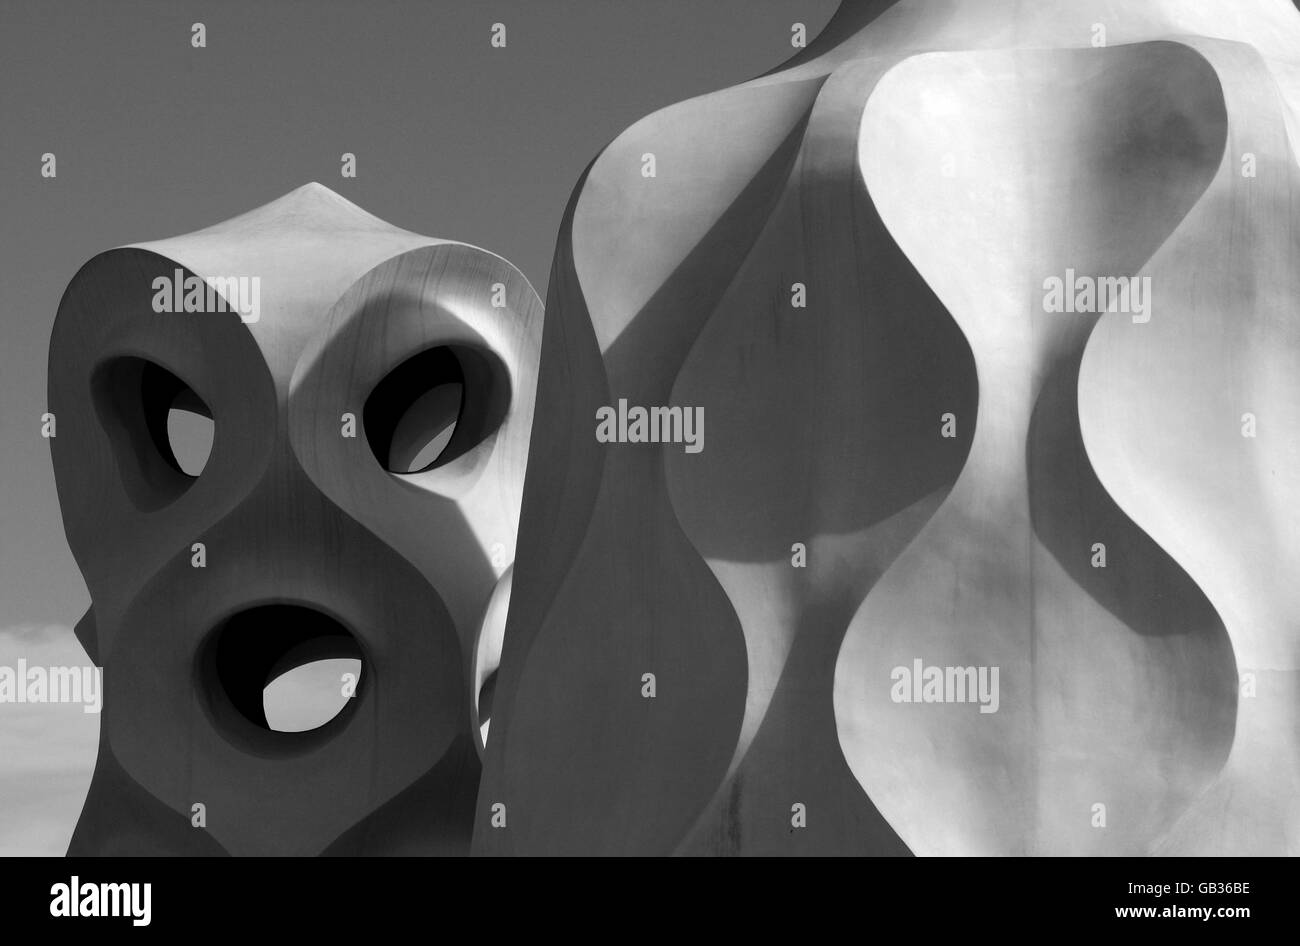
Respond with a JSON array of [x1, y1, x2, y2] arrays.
[[202, 605, 364, 739], [364, 346, 465, 474], [91, 357, 214, 509]]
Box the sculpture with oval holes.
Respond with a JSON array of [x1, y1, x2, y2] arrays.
[[48, 183, 541, 855]]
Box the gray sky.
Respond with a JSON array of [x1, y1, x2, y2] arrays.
[[0, 0, 837, 854], [1, 0, 836, 629]]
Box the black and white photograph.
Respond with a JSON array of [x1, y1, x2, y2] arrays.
[[0, 0, 1293, 929]]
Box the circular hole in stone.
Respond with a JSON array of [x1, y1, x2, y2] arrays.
[[200, 605, 364, 739]]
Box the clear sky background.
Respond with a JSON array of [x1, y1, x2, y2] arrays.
[[0, 0, 838, 855]]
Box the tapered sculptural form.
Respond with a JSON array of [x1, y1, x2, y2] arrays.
[[475, 0, 1300, 855], [50, 183, 541, 855]]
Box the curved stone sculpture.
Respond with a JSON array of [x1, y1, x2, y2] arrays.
[[49, 183, 541, 855], [475, 0, 1300, 855]]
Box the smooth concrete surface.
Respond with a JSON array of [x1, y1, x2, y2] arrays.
[[49, 184, 541, 854], [475, 0, 1299, 855]]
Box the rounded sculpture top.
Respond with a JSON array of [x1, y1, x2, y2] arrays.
[[49, 183, 542, 856]]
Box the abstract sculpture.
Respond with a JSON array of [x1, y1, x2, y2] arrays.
[[49, 183, 541, 855], [474, 0, 1300, 855]]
